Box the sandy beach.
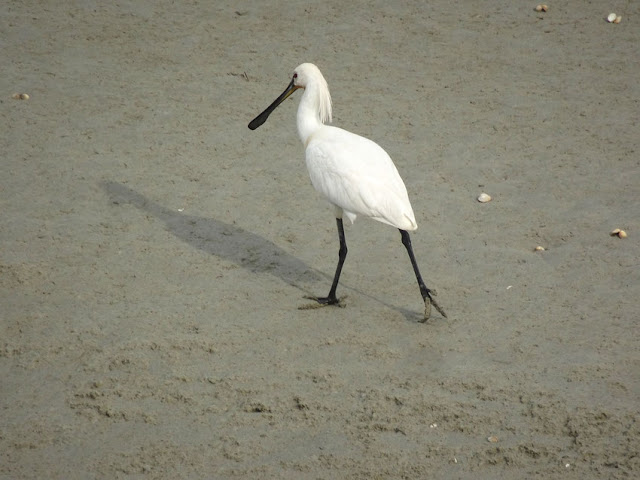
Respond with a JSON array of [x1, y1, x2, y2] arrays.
[[2, 1, 639, 478]]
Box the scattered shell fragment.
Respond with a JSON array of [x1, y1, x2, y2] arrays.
[[610, 228, 627, 238], [487, 436, 499, 443], [613, 15, 622, 24], [477, 193, 492, 203], [607, 13, 617, 23], [535, 4, 548, 12], [534, 245, 545, 252], [12, 93, 29, 100]]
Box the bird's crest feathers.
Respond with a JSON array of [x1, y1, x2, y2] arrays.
[[294, 63, 332, 124]]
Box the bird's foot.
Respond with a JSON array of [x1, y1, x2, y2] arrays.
[[298, 295, 347, 310], [419, 289, 447, 323], [420, 297, 432, 322]]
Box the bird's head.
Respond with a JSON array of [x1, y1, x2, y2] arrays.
[[248, 63, 332, 130]]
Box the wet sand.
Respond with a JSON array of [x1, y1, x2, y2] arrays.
[[2, 1, 639, 478]]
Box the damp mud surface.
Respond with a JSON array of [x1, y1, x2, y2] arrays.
[[2, 1, 639, 478]]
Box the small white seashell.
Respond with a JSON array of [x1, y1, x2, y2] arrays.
[[12, 93, 29, 100], [607, 13, 617, 23], [477, 193, 492, 203], [610, 228, 627, 238], [534, 245, 545, 252], [535, 4, 548, 12], [613, 15, 622, 24], [618, 230, 628, 238], [610, 228, 621, 235], [487, 436, 499, 443]]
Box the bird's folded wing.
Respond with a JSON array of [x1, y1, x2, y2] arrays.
[[306, 131, 417, 230]]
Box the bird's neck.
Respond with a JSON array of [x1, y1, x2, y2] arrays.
[[296, 84, 324, 145]]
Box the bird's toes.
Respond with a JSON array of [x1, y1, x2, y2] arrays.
[[298, 301, 328, 310], [431, 297, 448, 319], [299, 295, 347, 310], [420, 295, 447, 322], [420, 298, 432, 323]]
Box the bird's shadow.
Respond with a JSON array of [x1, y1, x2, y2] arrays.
[[102, 181, 324, 287], [101, 181, 427, 323]]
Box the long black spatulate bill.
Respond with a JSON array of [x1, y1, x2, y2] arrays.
[[248, 78, 298, 130]]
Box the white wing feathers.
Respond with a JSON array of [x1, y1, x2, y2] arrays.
[[305, 126, 418, 231]]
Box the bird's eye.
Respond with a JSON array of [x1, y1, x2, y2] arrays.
[[293, 73, 298, 79]]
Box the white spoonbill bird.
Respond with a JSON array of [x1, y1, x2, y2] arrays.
[[248, 63, 446, 320]]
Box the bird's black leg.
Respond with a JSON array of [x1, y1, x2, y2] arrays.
[[315, 218, 347, 305], [400, 229, 447, 320]]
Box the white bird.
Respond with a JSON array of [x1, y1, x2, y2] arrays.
[[248, 63, 446, 320]]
